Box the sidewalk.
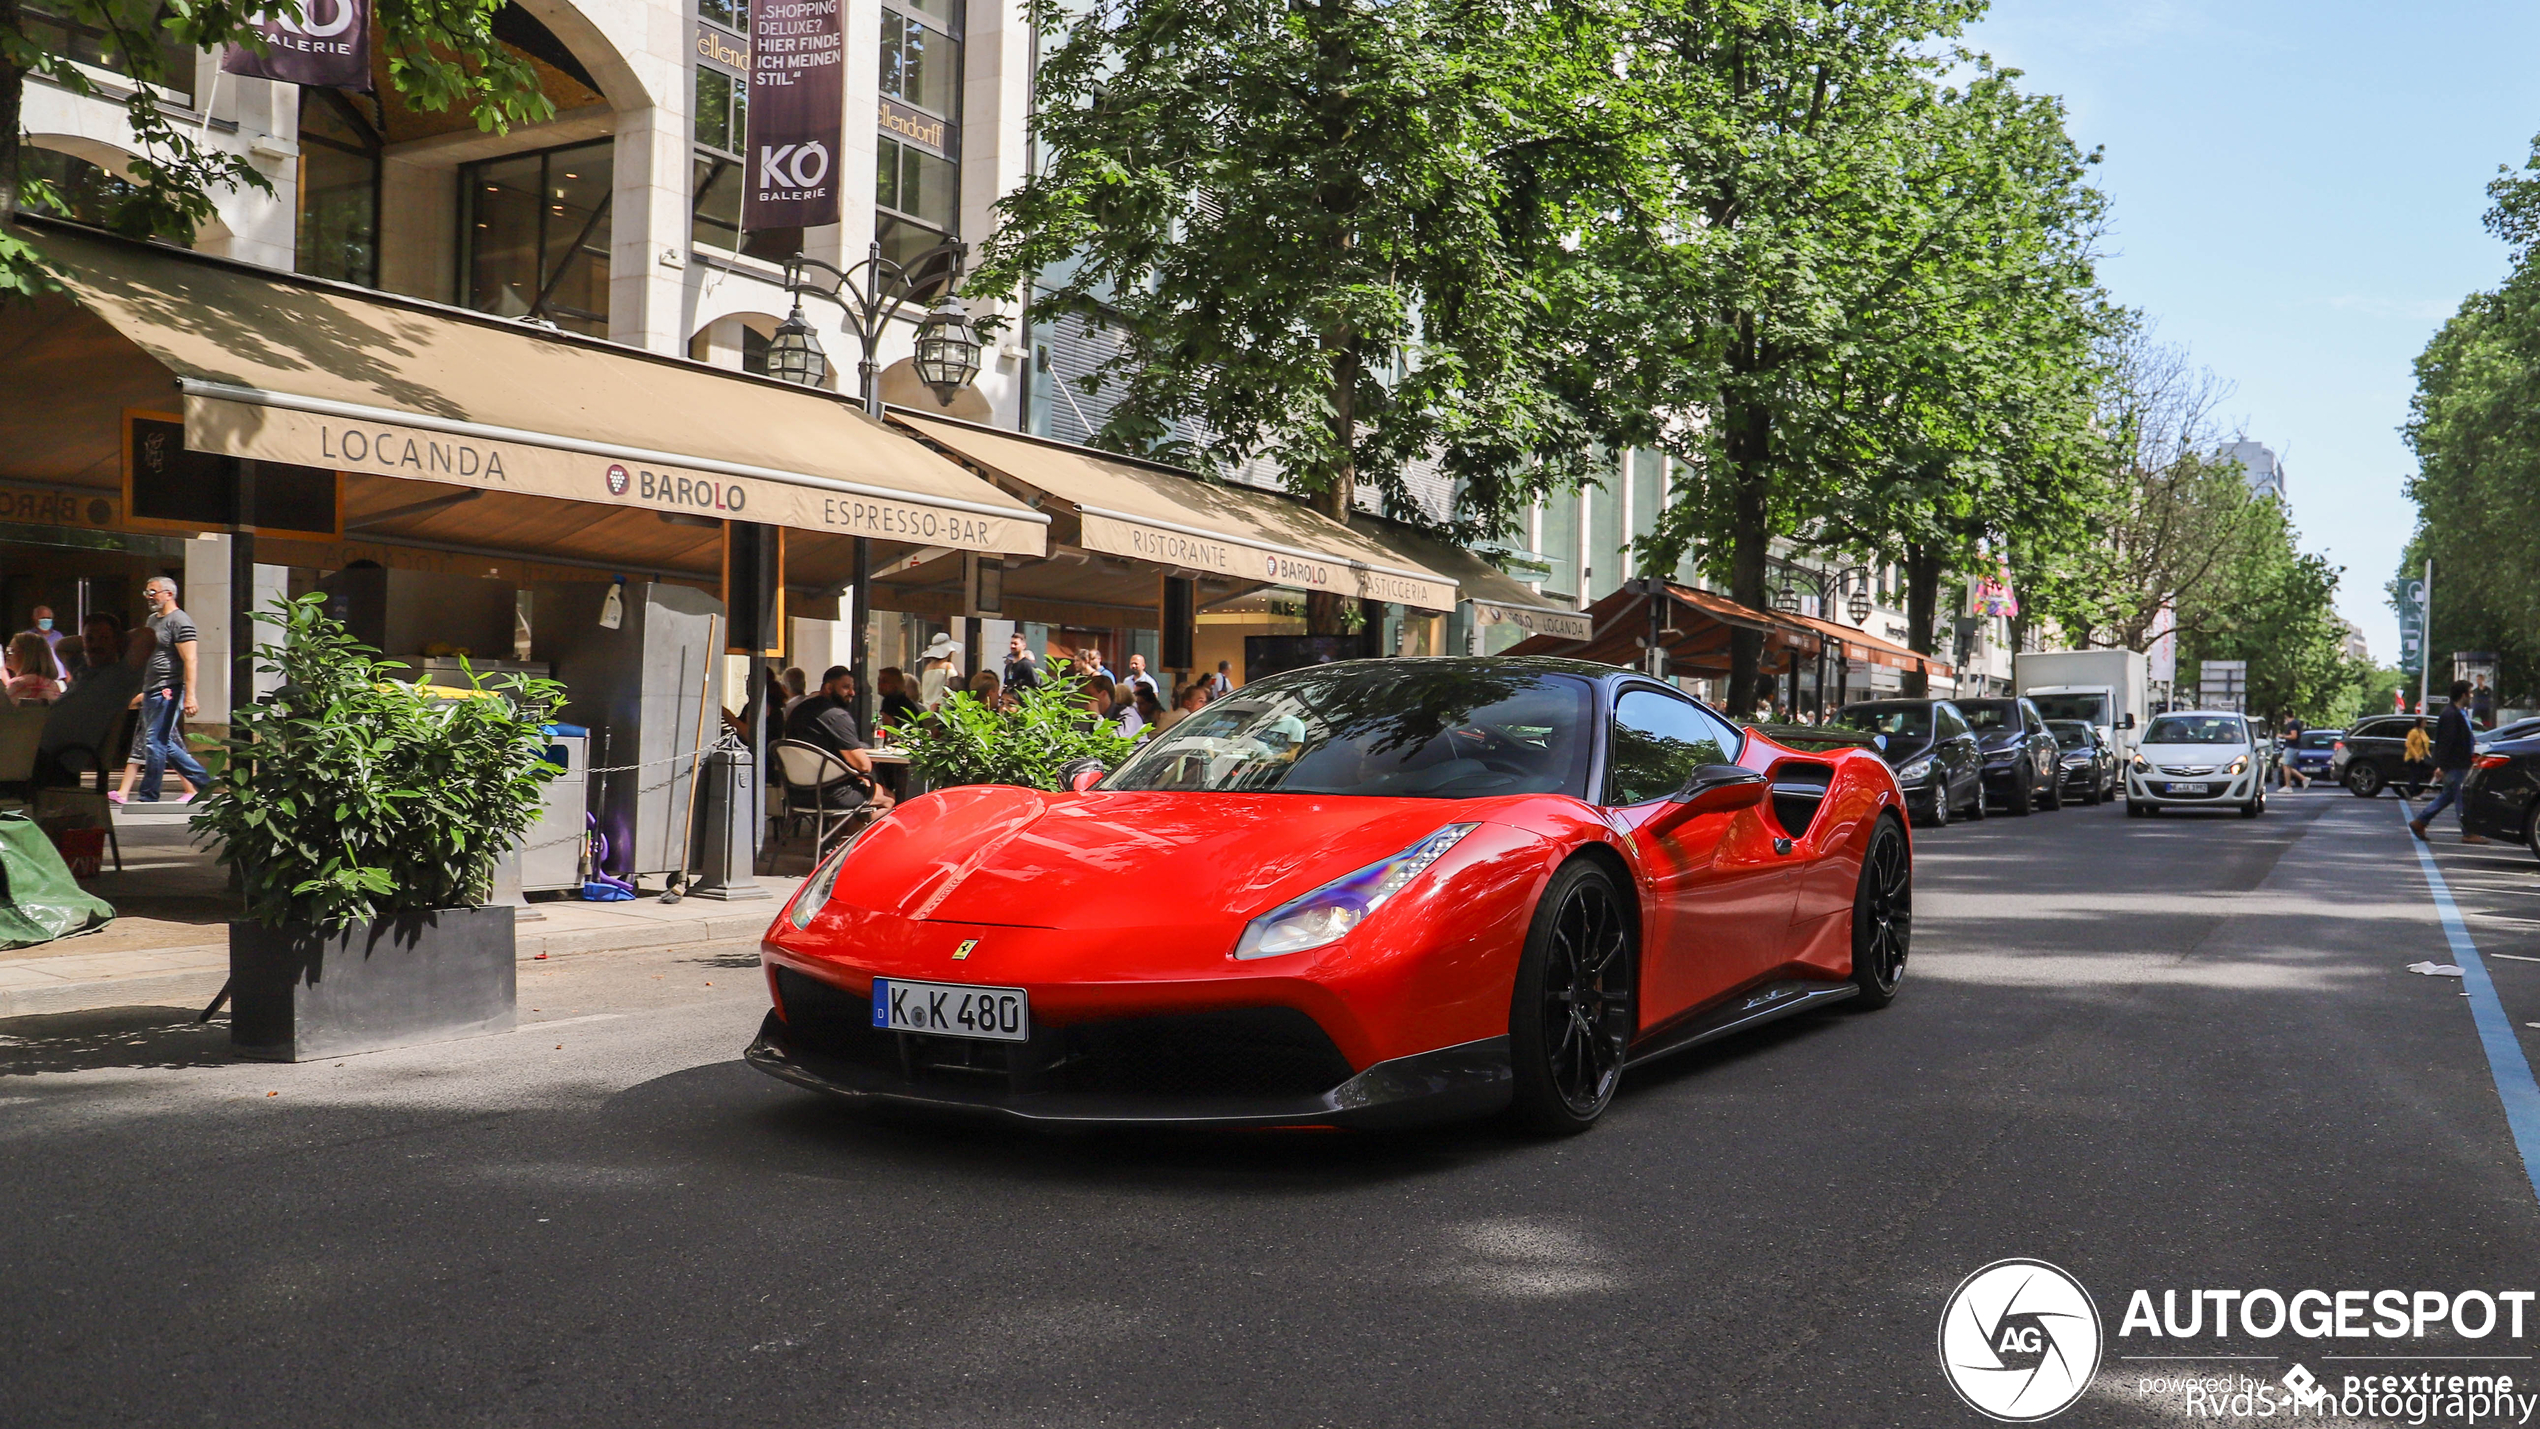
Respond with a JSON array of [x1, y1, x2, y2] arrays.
[[0, 820, 794, 1018]]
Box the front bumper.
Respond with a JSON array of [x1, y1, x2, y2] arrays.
[[744, 991, 1515, 1130], [2126, 769, 2259, 806]]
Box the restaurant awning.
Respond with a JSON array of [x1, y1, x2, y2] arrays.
[[1345, 515, 1593, 640], [1779, 609, 1955, 679], [1500, 582, 1821, 672], [892, 414, 1460, 611], [9, 220, 1047, 557]]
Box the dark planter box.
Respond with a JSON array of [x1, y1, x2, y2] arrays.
[[229, 906, 517, 1061]]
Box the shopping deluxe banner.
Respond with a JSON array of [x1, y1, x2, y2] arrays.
[[743, 0, 843, 229], [220, 0, 369, 91]]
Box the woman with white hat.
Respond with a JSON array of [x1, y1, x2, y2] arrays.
[[916, 632, 960, 709]]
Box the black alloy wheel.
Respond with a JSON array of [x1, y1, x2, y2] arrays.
[[1849, 816, 1912, 1007], [1963, 774, 1987, 820], [2007, 768, 2034, 816], [2347, 763, 2384, 798], [1507, 861, 1635, 1135], [1924, 783, 1949, 828], [2042, 763, 2064, 811]]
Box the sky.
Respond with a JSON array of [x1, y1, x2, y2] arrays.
[[1964, 0, 2540, 664]]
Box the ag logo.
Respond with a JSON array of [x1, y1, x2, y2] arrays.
[[1939, 1259, 2101, 1421], [605, 463, 631, 496]]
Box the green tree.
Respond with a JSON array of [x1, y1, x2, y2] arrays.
[[3, 0, 550, 299], [1561, 2, 2107, 711], [2172, 498, 2354, 725], [969, 0, 1630, 632]]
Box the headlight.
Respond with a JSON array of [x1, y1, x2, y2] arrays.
[[2130, 755, 2149, 772], [2227, 756, 2248, 775], [786, 835, 859, 930], [1897, 757, 1933, 783], [1233, 823, 1477, 960], [2061, 754, 2090, 767]]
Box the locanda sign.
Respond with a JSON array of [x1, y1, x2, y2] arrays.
[[181, 399, 1037, 556]]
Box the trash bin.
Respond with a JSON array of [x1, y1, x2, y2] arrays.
[[689, 743, 767, 901]]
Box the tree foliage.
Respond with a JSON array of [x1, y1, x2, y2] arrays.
[[899, 661, 1139, 790], [2400, 132, 2540, 704], [190, 595, 563, 929], [1559, 2, 2108, 709], [2, 0, 549, 299], [969, 0, 1628, 555]]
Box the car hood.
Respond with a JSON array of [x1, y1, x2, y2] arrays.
[[2134, 744, 2249, 765], [827, 784, 1515, 931], [1876, 737, 1937, 767], [1973, 731, 2027, 753]]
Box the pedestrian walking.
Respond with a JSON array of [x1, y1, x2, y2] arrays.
[[1003, 632, 1041, 692], [2411, 682, 2486, 843], [113, 577, 209, 804], [2279, 716, 2310, 789], [2402, 717, 2433, 797]]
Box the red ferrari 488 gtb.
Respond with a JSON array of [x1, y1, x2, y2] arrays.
[[749, 657, 1910, 1133]]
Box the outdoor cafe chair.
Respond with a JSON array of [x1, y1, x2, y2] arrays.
[[770, 739, 877, 863]]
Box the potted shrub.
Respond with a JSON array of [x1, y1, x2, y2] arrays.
[[901, 662, 1139, 790], [192, 595, 564, 1061]]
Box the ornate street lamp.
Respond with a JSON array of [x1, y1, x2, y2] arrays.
[[910, 294, 981, 402], [773, 237, 977, 417], [766, 302, 829, 389], [1847, 584, 1874, 626]]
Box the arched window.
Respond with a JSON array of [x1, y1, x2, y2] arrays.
[[19, 147, 144, 229]]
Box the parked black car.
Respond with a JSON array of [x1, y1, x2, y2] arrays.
[[1831, 698, 1986, 827], [2463, 737, 2540, 855], [2045, 719, 2118, 804], [1955, 696, 2062, 814], [2328, 714, 2435, 798], [2478, 716, 2540, 751]]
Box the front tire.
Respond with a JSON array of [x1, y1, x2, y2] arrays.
[[2347, 764, 2384, 798], [2008, 774, 2034, 816], [1922, 785, 1949, 829], [1849, 817, 1912, 1008], [1963, 777, 1987, 821], [1507, 861, 1635, 1136], [2043, 769, 2064, 811]]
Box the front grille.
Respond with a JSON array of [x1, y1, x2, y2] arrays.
[[772, 966, 1354, 1101], [2159, 764, 2217, 776]]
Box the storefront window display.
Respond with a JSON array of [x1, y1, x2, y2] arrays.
[[459, 139, 612, 337]]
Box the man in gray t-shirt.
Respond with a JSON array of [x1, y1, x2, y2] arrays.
[[114, 577, 211, 803]]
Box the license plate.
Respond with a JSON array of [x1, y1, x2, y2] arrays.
[[2167, 782, 2210, 795], [870, 978, 1030, 1042]]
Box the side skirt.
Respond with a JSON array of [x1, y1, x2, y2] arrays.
[[1624, 979, 1859, 1070]]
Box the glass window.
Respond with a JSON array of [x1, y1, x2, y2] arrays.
[[694, 65, 744, 157], [698, 0, 744, 30], [1956, 700, 2017, 732], [1605, 688, 1739, 806], [1589, 463, 1625, 600], [2046, 721, 2094, 750], [879, 8, 962, 115], [1832, 703, 1929, 741], [296, 91, 379, 286], [1538, 488, 1579, 600], [876, 135, 957, 230], [1103, 665, 1596, 799], [17, 146, 143, 228], [2141, 714, 2250, 746], [23, 0, 196, 104], [1936, 704, 1969, 738], [459, 140, 611, 337], [1630, 448, 1662, 559]]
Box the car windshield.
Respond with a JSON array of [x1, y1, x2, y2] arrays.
[[2296, 731, 2340, 749], [1957, 700, 2017, 732], [1101, 664, 1597, 799], [2045, 720, 2094, 750], [2027, 693, 2108, 724], [2143, 714, 2246, 745], [1832, 704, 1929, 741]]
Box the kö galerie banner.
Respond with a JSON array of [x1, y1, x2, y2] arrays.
[[744, 0, 843, 229]]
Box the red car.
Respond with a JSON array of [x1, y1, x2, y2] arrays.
[[749, 658, 1912, 1133]]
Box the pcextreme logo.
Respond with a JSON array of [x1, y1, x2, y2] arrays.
[[1940, 1259, 2104, 1422]]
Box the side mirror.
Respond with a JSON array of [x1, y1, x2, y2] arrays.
[[1057, 758, 1107, 793], [1647, 764, 1768, 834], [2120, 712, 2137, 729], [1873, 733, 1887, 752]]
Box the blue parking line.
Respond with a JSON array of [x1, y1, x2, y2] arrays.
[[2401, 804, 2540, 1205]]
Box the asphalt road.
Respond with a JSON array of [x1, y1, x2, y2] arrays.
[[9, 787, 2540, 1428]]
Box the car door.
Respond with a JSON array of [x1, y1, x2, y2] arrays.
[[1604, 688, 1794, 1031], [1935, 702, 1980, 809], [2020, 700, 2055, 794], [2352, 717, 2410, 782]]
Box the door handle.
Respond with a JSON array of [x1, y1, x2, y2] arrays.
[[1772, 837, 1794, 855]]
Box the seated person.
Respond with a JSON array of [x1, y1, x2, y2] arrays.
[[38, 622, 150, 785], [783, 665, 893, 813], [5, 631, 61, 704]]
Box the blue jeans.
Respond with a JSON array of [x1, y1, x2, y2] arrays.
[[140, 688, 210, 801], [2420, 767, 2467, 826]]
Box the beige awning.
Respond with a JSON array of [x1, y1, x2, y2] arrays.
[[1346, 515, 1594, 640], [893, 414, 1460, 611], [22, 222, 1046, 556]]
